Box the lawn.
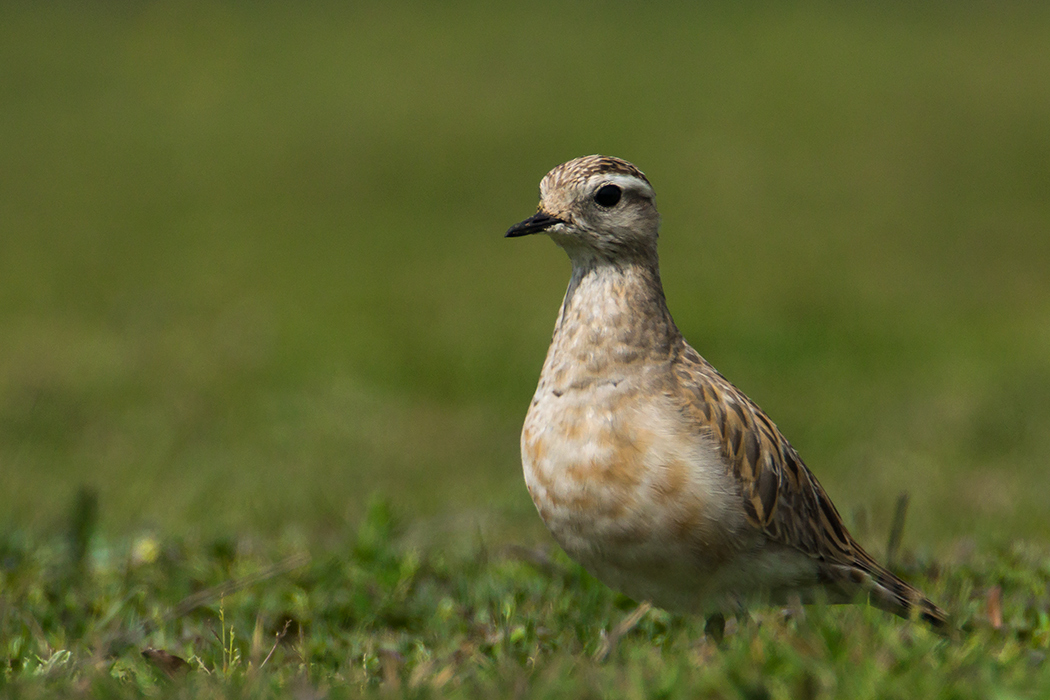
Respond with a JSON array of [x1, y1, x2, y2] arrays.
[[1, 1, 1049, 696]]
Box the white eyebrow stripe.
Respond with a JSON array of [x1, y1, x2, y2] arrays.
[[598, 173, 655, 199]]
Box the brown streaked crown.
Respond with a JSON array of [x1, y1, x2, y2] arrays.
[[540, 155, 651, 194]]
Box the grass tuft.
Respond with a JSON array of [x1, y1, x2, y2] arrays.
[[2, 499, 1050, 696]]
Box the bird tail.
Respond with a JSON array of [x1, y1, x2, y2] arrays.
[[833, 554, 950, 635]]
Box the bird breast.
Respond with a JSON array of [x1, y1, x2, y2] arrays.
[[520, 356, 751, 607]]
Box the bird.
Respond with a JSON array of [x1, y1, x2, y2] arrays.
[[505, 155, 948, 633]]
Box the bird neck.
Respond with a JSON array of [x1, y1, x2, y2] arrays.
[[550, 254, 680, 366]]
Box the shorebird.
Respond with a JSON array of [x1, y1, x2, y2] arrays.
[[506, 155, 947, 633]]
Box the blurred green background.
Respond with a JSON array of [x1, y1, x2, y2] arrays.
[[1, 2, 1048, 551]]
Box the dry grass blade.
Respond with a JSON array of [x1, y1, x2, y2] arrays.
[[165, 552, 311, 622], [593, 601, 653, 662], [260, 619, 293, 669], [986, 586, 1003, 629], [886, 492, 911, 569], [108, 552, 311, 654]]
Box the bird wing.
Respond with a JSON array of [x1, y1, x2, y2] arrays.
[[670, 343, 857, 557], [670, 341, 949, 630]]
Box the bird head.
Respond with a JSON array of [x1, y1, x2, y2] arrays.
[[506, 155, 660, 262]]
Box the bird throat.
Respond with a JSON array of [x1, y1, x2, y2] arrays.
[[550, 257, 679, 377]]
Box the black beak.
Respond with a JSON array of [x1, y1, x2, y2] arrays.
[[505, 211, 566, 238]]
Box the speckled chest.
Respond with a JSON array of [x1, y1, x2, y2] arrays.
[[519, 346, 748, 608]]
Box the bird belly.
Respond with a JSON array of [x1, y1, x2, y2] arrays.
[[521, 384, 761, 611]]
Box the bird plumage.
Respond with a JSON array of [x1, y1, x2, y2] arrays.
[[507, 155, 948, 632]]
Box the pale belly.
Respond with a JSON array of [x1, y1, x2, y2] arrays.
[[520, 383, 817, 612]]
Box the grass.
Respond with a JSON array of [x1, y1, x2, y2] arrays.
[[2, 496, 1050, 698], [1, 0, 1050, 695]]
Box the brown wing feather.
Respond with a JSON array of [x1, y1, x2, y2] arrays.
[[672, 342, 950, 632]]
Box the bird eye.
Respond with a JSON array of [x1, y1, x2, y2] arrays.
[[593, 184, 622, 208]]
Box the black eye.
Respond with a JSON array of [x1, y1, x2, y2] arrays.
[[593, 184, 622, 207]]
